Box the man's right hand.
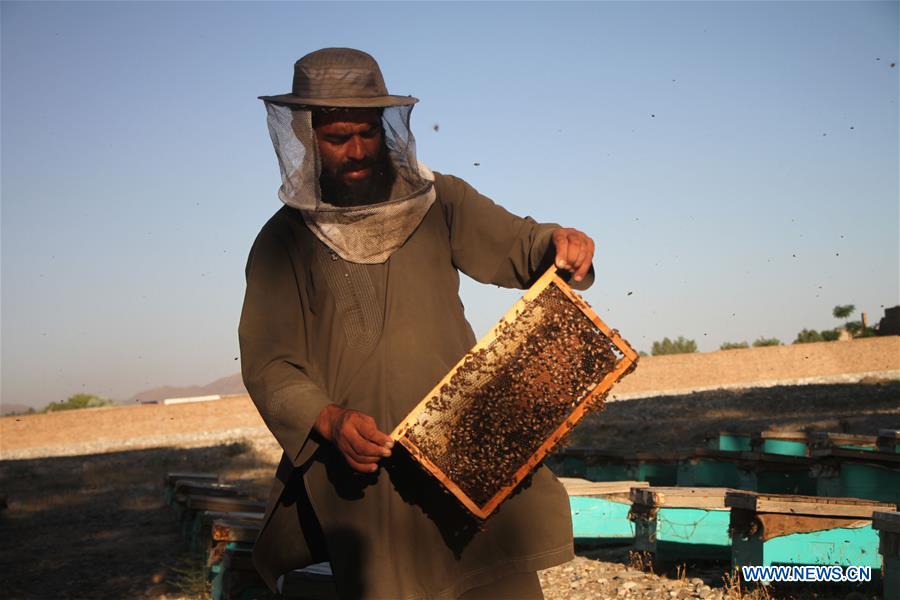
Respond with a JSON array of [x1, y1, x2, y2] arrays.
[[314, 405, 394, 473]]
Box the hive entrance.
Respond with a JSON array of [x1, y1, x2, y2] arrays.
[[392, 266, 638, 519]]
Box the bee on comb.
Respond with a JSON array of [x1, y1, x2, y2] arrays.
[[391, 266, 639, 519]]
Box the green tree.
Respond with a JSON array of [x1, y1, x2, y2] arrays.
[[720, 341, 749, 350], [793, 329, 823, 344], [795, 303, 873, 344], [651, 336, 697, 356], [42, 393, 114, 413], [752, 337, 781, 347], [832, 304, 855, 319]]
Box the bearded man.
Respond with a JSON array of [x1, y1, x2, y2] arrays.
[[240, 47, 595, 599]]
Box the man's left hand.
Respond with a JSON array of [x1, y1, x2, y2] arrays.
[[552, 227, 594, 282]]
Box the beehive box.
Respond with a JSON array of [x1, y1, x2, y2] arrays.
[[391, 266, 638, 519]]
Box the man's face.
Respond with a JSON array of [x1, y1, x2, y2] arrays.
[[313, 108, 390, 206]]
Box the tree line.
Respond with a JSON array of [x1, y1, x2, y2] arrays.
[[649, 304, 879, 356]]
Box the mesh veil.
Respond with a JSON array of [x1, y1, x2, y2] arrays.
[[264, 102, 435, 264]]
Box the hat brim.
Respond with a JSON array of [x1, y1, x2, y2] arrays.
[[259, 94, 418, 108]]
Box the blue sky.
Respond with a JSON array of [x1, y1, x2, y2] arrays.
[[2, 1, 898, 409]]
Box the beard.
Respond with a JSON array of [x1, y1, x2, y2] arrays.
[[319, 157, 394, 208]]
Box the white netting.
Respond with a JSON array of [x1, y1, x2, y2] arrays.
[[263, 102, 435, 264]]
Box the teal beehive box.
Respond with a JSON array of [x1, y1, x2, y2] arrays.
[[737, 452, 818, 495], [677, 449, 743, 488], [545, 448, 629, 480], [811, 447, 900, 505], [547, 448, 681, 486], [629, 486, 733, 563], [560, 478, 648, 546], [706, 432, 753, 452], [752, 431, 809, 457], [727, 491, 894, 575]]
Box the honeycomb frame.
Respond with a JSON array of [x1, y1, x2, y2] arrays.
[[391, 266, 639, 519]]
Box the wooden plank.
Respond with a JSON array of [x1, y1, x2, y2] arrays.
[[758, 431, 807, 441], [873, 511, 900, 533], [390, 266, 638, 520], [738, 452, 815, 466], [174, 481, 240, 504], [631, 451, 686, 462], [630, 486, 732, 509], [198, 510, 265, 523], [186, 495, 266, 514], [550, 448, 686, 464], [690, 449, 744, 461], [726, 491, 895, 517], [810, 447, 900, 464], [808, 432, 877, 448], [559, 478, 648, 497], [164, 472, 219, 486]]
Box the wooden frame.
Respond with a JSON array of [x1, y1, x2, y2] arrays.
[[725, 491, 895, 518], [391, 266, 639, 519], [630, 486, 733, 509]]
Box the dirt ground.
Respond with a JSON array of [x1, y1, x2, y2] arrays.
[[1, 381, 897, 599]]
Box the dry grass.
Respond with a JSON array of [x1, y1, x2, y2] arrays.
[[169, 553, 211, 599], [721, 568, 774, 600], [627, 550, 656, 575]]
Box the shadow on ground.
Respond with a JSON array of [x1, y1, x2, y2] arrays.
[[0, 441, 276, 599], [572, 380, 900, 454], [1, 382, 897, 599]]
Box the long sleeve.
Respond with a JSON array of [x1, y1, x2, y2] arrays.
[[434, 173, 594, 290], [238, 218, 332, 468]]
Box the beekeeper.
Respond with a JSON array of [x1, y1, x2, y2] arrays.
[[240, 47, 595, 599]]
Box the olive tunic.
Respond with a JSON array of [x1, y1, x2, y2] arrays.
[[239, 173, 592, 599]]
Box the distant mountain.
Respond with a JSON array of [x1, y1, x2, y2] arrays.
[[1, 402, 34, 416], [129, 372, 246, 403]]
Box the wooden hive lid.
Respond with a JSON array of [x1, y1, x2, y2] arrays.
[[809, 447, 900, 463], [630, 486, 733, 509], [560, 478, 648, 497], [690, 448, 744, 460], [872, 511, 900, 533], [174, 481, 240, 503], [186, 495, 266, 514], [738, 451, 814, 465], [756, 431, 808, 441], [164, 472, 219, 486], [174, 480, 238, 494], [808, 432, 877, 446], [553, 447, 629, 461], [725, 491, 896, 518], [391, 266, 639, 520], [631, 451, 686, 462], [198, 510, 265, 523]]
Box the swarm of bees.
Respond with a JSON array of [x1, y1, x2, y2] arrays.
[[394, 268, 639, 519]]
